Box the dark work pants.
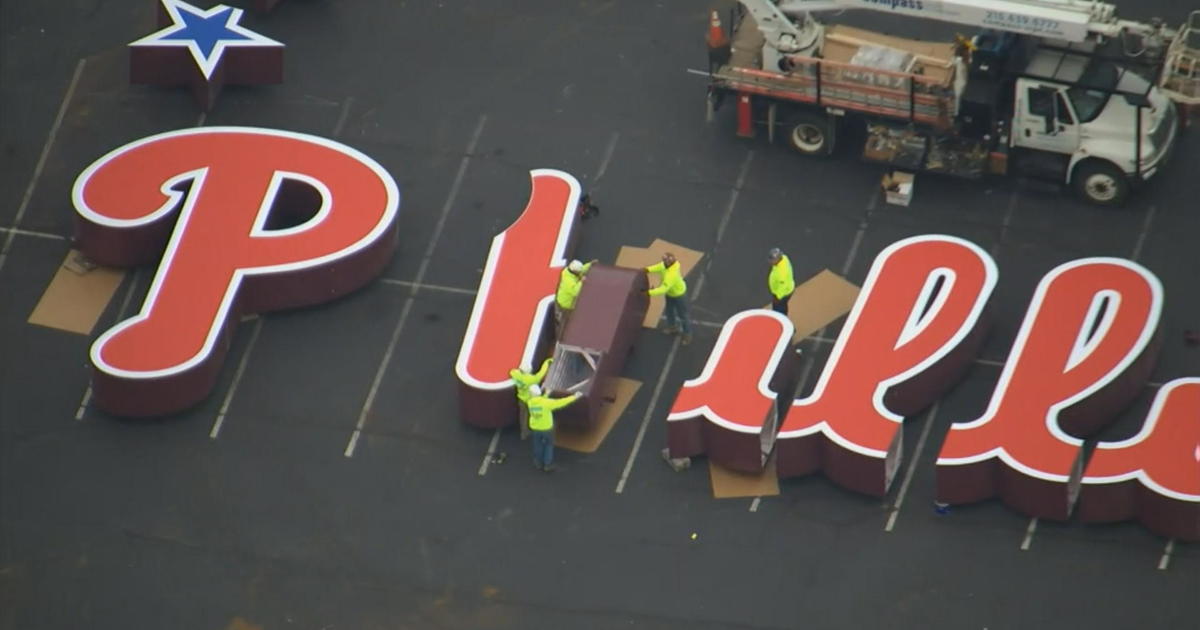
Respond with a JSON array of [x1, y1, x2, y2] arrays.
[[772, 292, 793, 316]]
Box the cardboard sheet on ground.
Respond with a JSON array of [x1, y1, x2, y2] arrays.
[[708, 456, 780, 499], [555, 377, 641, 453], [28, 250, 126, 335], [614, 239, 705, 328], [765, 269, 860, 342]]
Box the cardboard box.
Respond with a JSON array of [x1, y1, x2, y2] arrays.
[[882, 171, 915, 207]]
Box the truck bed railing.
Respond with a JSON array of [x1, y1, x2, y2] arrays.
[[713, 55, 957, 128]]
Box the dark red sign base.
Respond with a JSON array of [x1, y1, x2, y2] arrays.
[[130, 46, 283, 112]]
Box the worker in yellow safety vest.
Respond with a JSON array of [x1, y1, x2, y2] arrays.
[[768, 247, 795, 316], [526, 384, 581, 472], [646, 252, 692, 345], [509, 358, 552, 440], [555, 259, 598, 336]]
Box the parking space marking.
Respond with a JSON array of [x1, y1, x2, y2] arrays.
[[690, 151, 753, 302], [791, 190, 877, 396], [477, 429, 502, 476], [75, 269, 141, 421], [333, 97, 354, 138], [748, 497, 761, 512], [0, 226, 66, 241], [1131, 205, 1156, 262], [209, 317, 264, 439], [379, 277, 477, 296], [884, 401, 940, 532], [1019, 517, 1038, 550], [992, 187, 1019, 256], [1131, 204, 1163, 566], [345, 114, 488, 457], [615, 335, 684, 494], [593, 132, 619, 183], [615, 150, 754, 493], [0, 58, 86, 275], [1157, 539, 1175, 570], [685, 68, 712, 77]]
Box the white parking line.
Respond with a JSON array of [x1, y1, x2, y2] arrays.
[[615, 150, 754, 493], [1131, 205, 1156, 262], [748, 497, 761, 512], [691, 150, 753, 302], [0, 58, 86, 274], [1019, 517, 1038, 550], [379, 277, 476, 296], [0, 226, 66, 241], [791, 191, 876, 397], [991, 188, 1019, 257], [593, 132, 619, 183], [344, 114, 488, 458], [209, 317, 264, 439], [685, 68, 712, 77], [1157, 539, 1175, 570], [884, 402, 940, 532], [75, 268, 141, 421], [477, 429, 502, 476], [333, 97, 354, 138]]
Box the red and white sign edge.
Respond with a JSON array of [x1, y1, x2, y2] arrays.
[[778, 234, 998, 458], [666, 309, 794, 433], [1082, 377, 1200, 501], [936, 257, 1163, 482], [453, 168, 581, 390], [72, 126, 400, 380]]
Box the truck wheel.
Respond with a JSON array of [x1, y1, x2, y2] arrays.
[[786, 113, 834, 156], [1072, 160, 1129, 206]]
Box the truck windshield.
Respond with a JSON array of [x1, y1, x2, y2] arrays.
[[1067, 61, 1118, 123]]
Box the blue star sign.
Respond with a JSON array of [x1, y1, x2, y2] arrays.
[[129, 0, 282, 81]]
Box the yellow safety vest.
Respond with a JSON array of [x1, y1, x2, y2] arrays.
[[769, 255, 795, 300], [527, 393, 581, 431], [555, 262, 593, 310], [509, 358, 553, 402], [646, 261, 687, 298]]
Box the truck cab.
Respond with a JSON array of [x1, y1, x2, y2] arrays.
[[1010, 43, 1179, 205]]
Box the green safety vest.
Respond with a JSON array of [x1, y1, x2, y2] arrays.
[[555, 262, 593, 310], [769, 255, 795, 300], [527, 393, 581, 431], [509, 359, 552, 402], [646, 261, 687, 298]]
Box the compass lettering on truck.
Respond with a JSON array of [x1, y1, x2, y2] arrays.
[[859, 0, 926, 12], [72, 127, 400, 417]]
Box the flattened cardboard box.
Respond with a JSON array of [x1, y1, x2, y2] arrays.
[[28, 250, 126, 335], [555, 377, 641, 453]]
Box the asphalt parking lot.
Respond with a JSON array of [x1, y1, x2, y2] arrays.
[[2, 1, 1197, 628]]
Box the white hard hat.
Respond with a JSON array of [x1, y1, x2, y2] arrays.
[[528, 384, 543, 397], [568, 260, 584, 273]]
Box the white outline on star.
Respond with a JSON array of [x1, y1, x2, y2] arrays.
[[129, 0, 283, 81]]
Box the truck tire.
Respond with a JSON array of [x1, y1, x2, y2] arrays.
[[786, 113, 834, 156], [1072, 160, 1129, 207]]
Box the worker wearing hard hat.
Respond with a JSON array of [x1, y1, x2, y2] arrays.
[[526, 384, 582, 472], [555, 259, 598, 336], [509, 357, 553, 440], [768, 247, 795, 316], [646, 252, 692, 345]]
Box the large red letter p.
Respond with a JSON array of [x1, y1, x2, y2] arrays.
[[73, 127, 400, 417]]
